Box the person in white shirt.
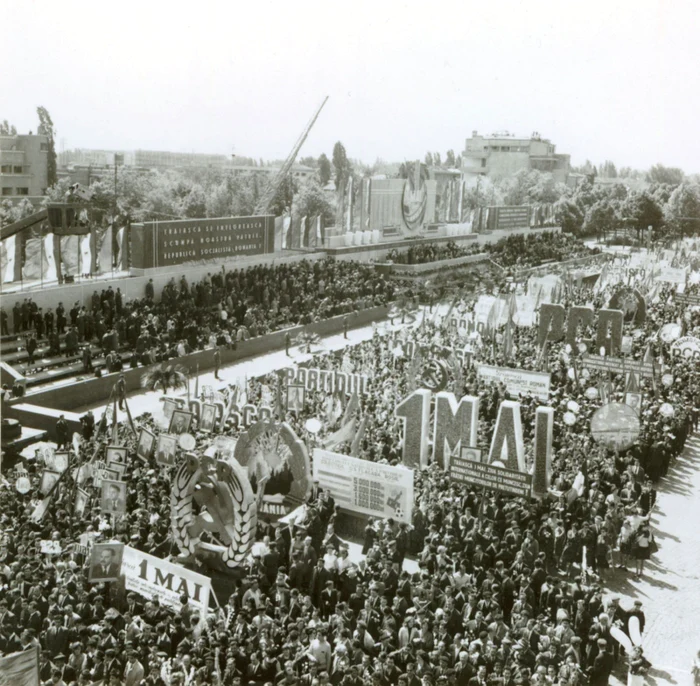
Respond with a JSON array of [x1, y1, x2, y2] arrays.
[[323, 545, 338, 572]]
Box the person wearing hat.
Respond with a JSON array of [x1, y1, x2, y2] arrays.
[[124, 648, 145, 686], [627, 600, 645, 635], [588, 639, 613, 686], [53, 653, 77, 684]]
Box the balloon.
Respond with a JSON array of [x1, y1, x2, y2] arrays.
[[628, 616, 643, 647], [662, 373, 674, 387], [567, 400, 580, 414], [563, 412, 577, 426], [659, 403, 675, 418], [16, 477, 31, 494], [179, 433, 196, 451], [305, 418, 322, 434], [585, 387, 599, 400]]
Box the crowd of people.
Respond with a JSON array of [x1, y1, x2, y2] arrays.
[[383, 233, 596, 273], [0, 244, 698, 686], [2, 259, 394, 380]]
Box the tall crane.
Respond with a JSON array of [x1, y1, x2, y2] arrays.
[[254, 96, 329, 216]]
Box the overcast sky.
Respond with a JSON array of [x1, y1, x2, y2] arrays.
[[2, 0, 699, 173]]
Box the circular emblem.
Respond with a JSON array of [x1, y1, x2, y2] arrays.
[[16, 477, 31, 494], [662, 373, 674, 387], [670, 335, 700, 361], [590, 403, 641, 452], [420, 359, 449, 392], [659, 323, 682, 344], [401, 165, 428, 231], [563, 412, 577, 426], [234, 421, 311, 506], [179, 433, 196, 451]]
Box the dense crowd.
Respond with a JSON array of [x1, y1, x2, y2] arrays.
[[0, 250, 698, 686], [3, 259, 394, 375], [384, 233, 596, 273]]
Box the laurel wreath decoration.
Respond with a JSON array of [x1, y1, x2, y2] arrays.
[[170, 453, 257, 570]]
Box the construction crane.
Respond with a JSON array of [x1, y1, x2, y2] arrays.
[[254, 96, 329, 216]]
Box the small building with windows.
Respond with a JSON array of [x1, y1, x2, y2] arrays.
[[462, 130, 570, 184], [0, 131, 49, 201]]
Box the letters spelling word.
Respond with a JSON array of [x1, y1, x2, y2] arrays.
[[395, 390, 553, 498]]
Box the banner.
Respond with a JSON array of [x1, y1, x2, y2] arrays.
[[477, 365, 551, 401], [581, 354, 655, 377], [671, 336, 700, 360], [450, 454, 532, 498], [283, 367, 369, 396], [121, 546, 212, 623], [657, 266, 687, 284], [0, 648, 40, 686], [313, 449, 414, 524]]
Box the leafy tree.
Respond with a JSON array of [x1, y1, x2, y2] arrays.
[[647, 164, 684, 186], [332, 142, 352, 191], [293, 328, 322, 354], [584, 199, 618, 240], [623, 191, 663, 236], [424, 152, 434, 166], [318, 153, 332, 186], [600, 160, 617, 178], [294, 179, 335, 225], [268, 175, 298, 217], [399, 161, 415, 179], [298, 156, 318, 168], [0, 120, 9, 134], [445, 150, 456, 168], [36, 106, 58, 187], [555, 198, 584, 235], [663, 183, 700, 236], [0, 198, 37, 227], [433, 152, 442, 167]]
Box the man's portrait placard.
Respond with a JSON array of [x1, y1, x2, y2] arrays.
[[101, 479, 127, 516], [106, 446, 128, 464], [52, 452, 70, 473], [136, 428, 156, 461], [88, 542, 124, 583], [156, 434, 179, 467], [286, 383, 305, 413], [169, 410, 194, 435], [162, 397, 180, 421], [40, 470, 60, 496], [74, 488, 90, 517], [199, 403, 217, 433]]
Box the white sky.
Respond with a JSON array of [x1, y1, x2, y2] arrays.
[[2, 0, 699, 173]]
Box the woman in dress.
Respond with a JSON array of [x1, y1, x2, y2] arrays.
[[633, 524, 652, 579], [627, 646, 651, 686]]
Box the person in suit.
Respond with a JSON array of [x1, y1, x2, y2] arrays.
[[124, 650, 145, 686], [91, 547, 121, 580], [103, 484, 125, 515]]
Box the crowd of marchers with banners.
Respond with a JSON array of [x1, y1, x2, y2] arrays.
[[1, 223, 698, 686]]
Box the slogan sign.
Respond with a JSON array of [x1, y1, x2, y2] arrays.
[[581, 354, 655, 377], [313, 449, 414, 524], [657, 266, 687, 284], [450, 454, 532, 497], [671, 336, 700, 360], [477, 365, 551, 401], [121, 546, 212, 623], [675, 293, 700, 306], [283, 367, 369, 396], [151, 216, 275, 267]]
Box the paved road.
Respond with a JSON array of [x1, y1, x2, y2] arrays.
[[608, 432, 700, 686]]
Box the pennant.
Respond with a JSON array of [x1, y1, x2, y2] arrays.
[[194, 364, 199, 399]]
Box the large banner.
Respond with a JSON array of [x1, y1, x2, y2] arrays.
[[0, 648, 40, 686], [151, 216, 275, 267], [121, 546, 212, 622], [477, 365, 551, 401], [450, 453, 532, 497], [313, 449, 414, 524]]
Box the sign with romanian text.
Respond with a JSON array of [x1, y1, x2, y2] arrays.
[[581, 354, 654, 377], [477, 365, 551, 401], [313, 449, 413, 524], [153, 216, 274, 267], [450, 454, 532, 498], [121, 546, 212, 622]]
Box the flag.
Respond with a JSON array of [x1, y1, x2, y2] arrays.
[[503, 316, 514, 360], [346, 177, 353, 233], [342, 392, 360, 426], [322, 417, 357, 451], [350, 417, 366, 457], [194, 364, 199, 399], [111, 396, 119, 444], [30, 495, 52, 523], [0, 648, 40, 685]]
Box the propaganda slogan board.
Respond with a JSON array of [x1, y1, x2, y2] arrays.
[[450, 454, 532, 498], [152, 216, 275, 267], [675, 293, 700, 306], [477, 365, 551, 401], [313, 449, 414, 524], [121, 546, 212, 623], [581, 355, 655, 377]]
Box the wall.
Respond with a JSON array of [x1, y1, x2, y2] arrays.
[[14, 305, 389, 412], [3, 403, 82, 441]]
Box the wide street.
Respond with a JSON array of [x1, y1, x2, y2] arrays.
[[608, 432, 700, 686]]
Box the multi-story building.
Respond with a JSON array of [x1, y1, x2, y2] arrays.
[[0, 131, 49, 200], [229, 164, 316, 181], [462, 130, 570, 184]]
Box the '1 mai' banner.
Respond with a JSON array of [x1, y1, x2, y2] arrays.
[[121, 546, 212, 623]]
